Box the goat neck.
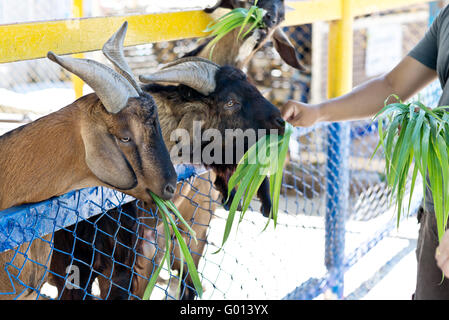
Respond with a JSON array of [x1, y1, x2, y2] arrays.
[[149, 89, 220, 154], [0, 95, 98, 210]]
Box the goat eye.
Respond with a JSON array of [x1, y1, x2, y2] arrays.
[[119, 137, 131, 143], [225, 99, 237, 109]]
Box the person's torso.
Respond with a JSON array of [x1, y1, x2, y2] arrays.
[[436, 8, 449, 105]]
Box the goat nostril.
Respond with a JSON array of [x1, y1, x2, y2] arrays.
[[263, 13, 277, 28], [164, 184, 175, 197]]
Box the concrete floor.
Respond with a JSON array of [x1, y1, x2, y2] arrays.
[[344, 216, 418, 300]]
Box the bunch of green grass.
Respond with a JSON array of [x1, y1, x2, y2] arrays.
[[217, 122, 293, 251], [372, 95, 449, 242], [203, 0, 266, 58], [142, 192, 203, 299]]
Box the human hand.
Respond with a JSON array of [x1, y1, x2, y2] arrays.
[[436, 229, 449, 277], [281, 100, 321, 127]]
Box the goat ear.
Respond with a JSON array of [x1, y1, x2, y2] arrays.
[[82, 126, 137, 190], [272, 28, 307, 71]]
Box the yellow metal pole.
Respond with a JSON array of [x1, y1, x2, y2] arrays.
[[72, 0, 84, 98], [327, 0, 353, 98]]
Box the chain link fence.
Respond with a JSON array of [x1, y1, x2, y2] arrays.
[[0, 0, 444, 300]]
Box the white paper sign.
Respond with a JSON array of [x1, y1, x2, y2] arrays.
[[365, 23, 403, 77]]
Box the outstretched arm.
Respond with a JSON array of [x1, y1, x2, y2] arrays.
[[282, 56, 437, 127]]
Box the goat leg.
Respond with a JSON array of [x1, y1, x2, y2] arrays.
[[180, 279, 198, 300]]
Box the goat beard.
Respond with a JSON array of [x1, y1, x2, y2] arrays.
[[205, 163, 272, 218], [193, 134, 272, 218]]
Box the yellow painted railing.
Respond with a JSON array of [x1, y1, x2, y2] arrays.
[[0, 0, 435, 99], [0, 11, 213, 64]]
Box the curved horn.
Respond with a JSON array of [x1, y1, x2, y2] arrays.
[[139, 57, 220, 96], [102, 21, 143, 95], [47, 51, 139, 114]]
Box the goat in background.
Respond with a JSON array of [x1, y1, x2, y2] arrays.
[[196, 0, 306, 72]]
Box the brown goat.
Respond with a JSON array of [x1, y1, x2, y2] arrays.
[[0, 23, 177, 300]]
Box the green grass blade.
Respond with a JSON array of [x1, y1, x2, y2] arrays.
[[241, 171, 266, 219], [164, 199, 198, 243], [164, 210, 203, 298], [204, 10, 246, 32], [218, 164, 259, 251], [241, 11, 264, 39], [237, 5, 257, 39], [435, 134, 449, 227], [269, 123, 293, 227], [413, 100, 443, 121], [204, 4, 265, 58], [142, 213, 171, 300], [227, 136, 269, 200], [384, 115, 404, 183], [145, 193, 202, 299], [421, 124, 431, 205], [387, 117, 407, 190], [407, 154, 419, 215], [374, 99, 449, 243], [176, 250, 184, 299], [391, 111, 416, 186]]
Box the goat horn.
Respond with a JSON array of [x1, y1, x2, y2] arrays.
[[159, 57, 220, 69], [139, 57, 220, 96], [48, 51, 139, 114], [102, 21, 143, 95]]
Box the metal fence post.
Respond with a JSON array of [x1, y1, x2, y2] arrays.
[[72, 0, 84, 98], [324, 0, 353, 299]]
